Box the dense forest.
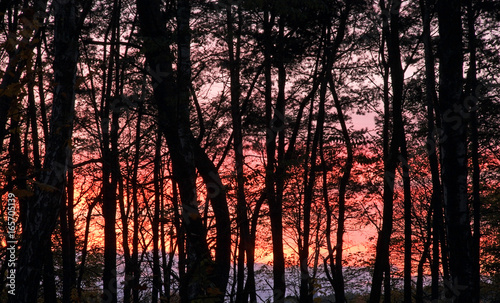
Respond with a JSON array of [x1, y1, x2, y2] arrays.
[[1, 0, 499, 302]]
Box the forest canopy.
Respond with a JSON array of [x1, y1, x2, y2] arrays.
[[1, 0, 500, 302]]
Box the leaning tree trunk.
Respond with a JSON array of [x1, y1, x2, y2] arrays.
[[438, 0, 474, 301], [136, 0, 230, 301], [12, 1, 86, 302], [329, 79, 353, 303]]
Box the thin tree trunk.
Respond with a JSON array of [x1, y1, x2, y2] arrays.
[[77, 199, 97, 297], [418, 0, 444, 300], [171, 179, 187, 302], [300, 70, 326, 303], [101, 1, 121, 301], [466, 1, 481, 301], [329, 78, 353, 303], [36, 42, 49, 143], [387, 1, 412, 301], [416, 204, 432, 303], [262, 9, 286, 302], [275, 14, 288, 303], [370, 1, 406, 302], [401, 134, 412, 303], [245, 194, 265, 303], [120, 174, 132, 303], [132, 104, 143, 303], [152, 121, 162, 302], [226, 3, 249, 301], [61, 159, 77, 303]]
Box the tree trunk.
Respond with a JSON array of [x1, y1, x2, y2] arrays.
[[370, 1, 406, 302], [438, 0, 474, 301], [152, 122, 162, 302], [12, 0, 84, 301], [416, 204, 432, 303], [132, 104, 142, 303], [61, 160, 77, 303], [226, 3, 250, 301], [465, 1, 481, 301], [330, 79, 353, 303], [245, 194, 265, 303], [42, 240, 57, 303], [300, 68, 326, 303], [261, 8, 286, 303], [418, 0, 444, 300], [77, 199, 97, 297], [136, 0, 230, 300]]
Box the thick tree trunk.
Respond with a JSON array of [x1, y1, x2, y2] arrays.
[[438, 0, 474, 301], [42, 240, 57, 303], [12, 1, 83, 301]]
